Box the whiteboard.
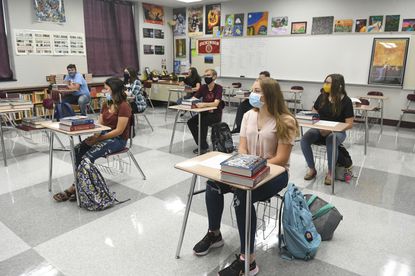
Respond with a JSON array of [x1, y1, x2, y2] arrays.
[[221, 34, 413, 86]]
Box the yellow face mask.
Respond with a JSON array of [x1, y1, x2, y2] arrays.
[[323, 83, 331, 93]]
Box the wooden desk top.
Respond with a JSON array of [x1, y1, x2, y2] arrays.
[[234, 95, 249, 100], [175, 151, 286, 190], [299, 120, 349, 132], [168, 105, 217, 113], [354, 105, 378, 112], [40, 122, 111, 136], [169, 87, 185, 92], [359, 95, 388, 100]]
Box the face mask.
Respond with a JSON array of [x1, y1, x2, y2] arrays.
[[124, 73, 130, 82], [323, 83, 331, 93], [204, 77, 213, 85], [68, 72, 76, 78], [249, 92, 264, 108], [105, 93, 112, 102]]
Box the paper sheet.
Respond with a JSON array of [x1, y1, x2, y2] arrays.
[[199, 154, 230, 169], [315, 120, 338, 127]]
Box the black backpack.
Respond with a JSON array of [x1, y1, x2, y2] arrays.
[[337, 144, 352, 168], [211, 122, 234, 153]]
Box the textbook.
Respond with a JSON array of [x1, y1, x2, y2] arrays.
[[221, 165, 270, 187], [59, 123, 95, 132], [220, 154, 267, 177], [60, 116, 94, 126], [181, 98, 201, 109], [296, 111, 320, 124]]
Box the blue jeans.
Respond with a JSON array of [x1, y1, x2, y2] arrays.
[[206, 171, 288, 254], [300, 128, 346, 172], [62, 94, 91, 115], [74, 133, 127, 168]]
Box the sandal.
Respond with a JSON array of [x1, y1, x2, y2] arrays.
[[53, 189, 74, 202], [304, 169, 317, 180]]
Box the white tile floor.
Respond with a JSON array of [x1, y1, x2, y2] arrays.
[[0, 106, 415, 276]]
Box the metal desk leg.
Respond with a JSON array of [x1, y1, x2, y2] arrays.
[[244, 190, 252, 275], [0, 115, 7, 166], [364, 111, 368, 155], [48, 132, 54, 192], [176, 174, 198, 258], [69, 137, 80, 206], [169, 111, 180, 153], [198, 112, 201, 155], [294, 92, 298, 114], [165, 90, 172, 121], [380, 100, 384, 134], [331, 132, 336, 194]]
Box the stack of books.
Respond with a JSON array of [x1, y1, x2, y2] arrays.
[[182, 98, 201, 109], [22, 117, 50, 129], [220, 154, 270, 187], [0, 99, 33, 111], [59, 116, 95, 131], [296, 111, 320, 124]]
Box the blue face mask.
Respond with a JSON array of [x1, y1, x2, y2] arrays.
[[68, 72, 76, 78], [105, 93, 112, 102], [249, 92, 263, 108]]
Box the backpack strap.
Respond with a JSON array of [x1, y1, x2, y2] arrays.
[[312, 203, 335, 220], [306, 194, 318, 207]]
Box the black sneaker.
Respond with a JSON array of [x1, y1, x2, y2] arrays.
[[193, 231, 224, 256], [192, 148, 209, 154], [218, 254, 259, 276]]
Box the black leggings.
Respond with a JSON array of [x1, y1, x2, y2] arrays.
[[187, 112, 221, 149]]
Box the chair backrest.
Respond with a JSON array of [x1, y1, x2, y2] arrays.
[[232, 82, 241, 88], [290, 86, 304, 91], [407, 94, 415, 102], [358, 98, 370, 105], [367, 91, 383, 96]]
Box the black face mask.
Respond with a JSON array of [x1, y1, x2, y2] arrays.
[[123, 73, 130, 83], [204, 77, 213, 85]]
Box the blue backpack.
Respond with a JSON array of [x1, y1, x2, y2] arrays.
[[76, 159, 129, 211], [278, 183, 321, 260], [54, 102, 75, 121]]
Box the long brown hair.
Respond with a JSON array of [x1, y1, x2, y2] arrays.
[[257, 78, 299, 141], [105, 77, 127, 111], [319, 74, 347, 117]]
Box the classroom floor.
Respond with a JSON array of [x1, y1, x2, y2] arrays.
[[0, 106, 414, 276]]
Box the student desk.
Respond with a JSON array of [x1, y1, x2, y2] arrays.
[[40, 121, 111, 206], [51, 88, 77, 103], [168, 105, 217, 155], [358, 95, 388, 134], [0, 104, 34, 166], [354, 105, 377, 155], [174, 151, 286, 274], [298, 120, 349, 194], [165, 88, 186, 121]]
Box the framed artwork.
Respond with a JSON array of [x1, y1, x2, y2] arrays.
[[271, 16, 289, 35], [143, 28, 154, 38], [142, 3, 164, 25], [311, 16, 334, 35], [173, 8, 186, 36], [291, 21, 307, 34], [401, 19, 415, 32], [188, 6, 203, 36], [154, 29, 164, 39], [247, 12, 268, 36], [33, 0, 66, 23], [368, 15, 383, 32], [205, 4, 221, 35], [368, 38, 409, 86], [175, 38, 186, 59], [334, 19, 353, 33], [143, 45, 154, 55], [355, 19, 367, 32], [155, 45, 165, 55], [385, 15, 400, 32]]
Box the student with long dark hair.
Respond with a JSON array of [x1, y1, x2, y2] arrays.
[[53, 77, 132, 202], [301, 73, 354, 185]]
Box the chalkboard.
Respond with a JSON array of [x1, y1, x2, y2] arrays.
[[221, 34, 414, 87]]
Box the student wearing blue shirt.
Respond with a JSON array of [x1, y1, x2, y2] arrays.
[[63, 64, 90, 115]]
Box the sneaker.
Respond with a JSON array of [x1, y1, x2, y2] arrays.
[[193, 231, 224, 256], [304, 168, 317, 180], [218, 254, 259, 276], [193, 148, 209, 154], [324, 173, 332, 185]]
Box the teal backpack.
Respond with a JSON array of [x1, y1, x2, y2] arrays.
[[278, 183, 321, 260]]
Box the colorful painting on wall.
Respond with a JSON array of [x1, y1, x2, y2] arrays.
[[355, 19, 367, 32], [205, 4, 221, 35], [402, 19, 415, 31], [368, 16, 383, 32], [175, 38, 186, 59], [334, 19, 353, 33], [33, 0, 66, 23], [173, 8, 186, 36], [368, 38, 409, 86], [311, 16, 334, 35], [291, 21, 307, 34], [223, 13, 244, 37], [188, 6, 203, 36], [385, 15, 400, 32], [247, 12, 268, 36], [271, 16, 289, 35], [142, 3, 164, 25]]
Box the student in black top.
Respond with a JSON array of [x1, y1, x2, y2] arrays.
[[177, 67, 202, 105], [187, 69, 223, 154], [300, 74, 354, 185], [231, 71, 270, 134]]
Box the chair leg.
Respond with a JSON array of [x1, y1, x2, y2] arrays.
[[147, 89, 154, 110], [127, 150, 146, 180], [396, 113, 405, 130], [143, 114, 154, 132]]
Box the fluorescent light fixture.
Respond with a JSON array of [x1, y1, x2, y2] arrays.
[[177, 0, 202, 3]]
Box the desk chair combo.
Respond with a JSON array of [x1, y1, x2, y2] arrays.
[[397, 92, 415, 130]]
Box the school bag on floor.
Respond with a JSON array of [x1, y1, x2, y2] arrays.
[[76, 158, 129, 211], [211, 122, 234, 153], [335, 144, 353, 182], [304, 194, 343, 241], [54, 102, 75, 121], [278, 183, 321, 260]]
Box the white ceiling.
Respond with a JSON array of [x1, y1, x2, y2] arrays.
[[134, 0, 233, 8]]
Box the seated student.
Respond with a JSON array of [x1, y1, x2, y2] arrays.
[[63, 64, 91, 116], [181, 67, 202, 97], [301, 73, 354, 185], [124, 67, 146, 113], [231, 71, 270, 134], [53, 77, 132, 202], [193, 78, 297, 276], [187, 69, 223, 154]]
